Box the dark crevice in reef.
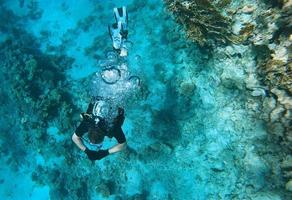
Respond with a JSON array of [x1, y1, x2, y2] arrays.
[[149, 74, 181, 144]]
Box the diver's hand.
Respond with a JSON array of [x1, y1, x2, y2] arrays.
[[96, 149, 110, 160], [84, 148, 109, 161]]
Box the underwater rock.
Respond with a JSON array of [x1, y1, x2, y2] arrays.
[[244, 149, 270, 190], [252, 9, 281, 46], [284, 171, 292, 179], [270, 104, 285, 122], [240, 5, 255, 14], [220, 70, 244, 90], [281, 155, 292, 183], [214, 0, 232, 9], [251, 1, 292, 156], [271, 88, 292, 110], [270, 44, 289, 63], [245, 73, 260, 89], [246, 99, 261, 113], [268, 122, 285, 138], [286, 180, 292, 192], [262, 97, 277, 118], [251, 88, 267, 97], [164, 0, 237, 47], [178, 81, 195, 97], [281, 155, 292, 169], [95, 183, 111, 198], [239, 23, 255, 41], [210, 161, 225, 172]]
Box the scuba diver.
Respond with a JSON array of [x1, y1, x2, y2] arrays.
[[72, 6, 140, 161], [71, 97, 126, 161]]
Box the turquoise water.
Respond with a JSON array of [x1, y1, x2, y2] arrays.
[[0, 0, 290, 199]]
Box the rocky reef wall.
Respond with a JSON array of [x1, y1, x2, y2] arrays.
[[164, 0, 292, 193], [164, 0, 238, 47]]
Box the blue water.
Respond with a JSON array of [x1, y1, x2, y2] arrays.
[[0, 0, 289, 199]]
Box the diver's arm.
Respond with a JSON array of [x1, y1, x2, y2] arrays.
[[108, 142, 127, 154], [72, 133, 86, 151]]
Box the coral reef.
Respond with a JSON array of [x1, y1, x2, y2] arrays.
[[0, 26, 81, 180], [1, 0, 292, 199], [248, 2, 292, 187], [234, 0, 292, 191], [27, 0, 43, 20], [166, 0, 292, 193], [164, 0, 238, 47], [0, 34, 77, 127]]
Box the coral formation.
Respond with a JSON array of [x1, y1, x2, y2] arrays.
[[27, 0, 43, 20], [0, 35, 77, 127], [164, 0, 238, 47], [250, 0, 291, 163], [0, 26, 81, 183], [166, 0, 292, 193]]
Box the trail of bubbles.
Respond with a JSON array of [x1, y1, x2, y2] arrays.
[[89, 51, 141, 121]]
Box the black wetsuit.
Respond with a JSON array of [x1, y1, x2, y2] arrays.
[[75, 102, 126, 144]]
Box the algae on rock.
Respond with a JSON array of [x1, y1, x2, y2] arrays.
[[248, 1, 292, 192], [164, 0, 238, 47], [252, 6, 292, 154]]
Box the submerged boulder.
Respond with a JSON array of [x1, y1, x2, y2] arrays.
[[178, 81, 196, 97], [285, 180, 292, 192]]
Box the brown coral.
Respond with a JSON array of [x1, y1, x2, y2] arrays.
[[257, 55, 292, 149], [164, 0, 238, 47], [258, 59, 291, 91], [239, 23, 255, 39], [254, 0, 292, 151]]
